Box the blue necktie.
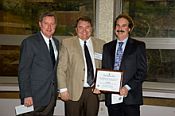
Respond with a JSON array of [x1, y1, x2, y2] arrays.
[[84, 41, 94, 86], [114, 42, 123, 70]]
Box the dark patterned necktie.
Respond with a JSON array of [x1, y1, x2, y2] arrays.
[[114, 42, 123, 70], [84, 41, 94, 86], [49, 39, 55, 67]]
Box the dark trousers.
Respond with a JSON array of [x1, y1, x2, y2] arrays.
[[20, 95, 56, 116], [65, 87, 99, 116], [107, 103, 140, 116]]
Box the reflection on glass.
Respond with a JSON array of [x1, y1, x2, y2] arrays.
[[123, 0, 175, 83], [0, 0, 95, 78], [147, 49, 175, 83], [123, 0, 175, 37], [0, 0, 95, 36], [0, 45, 19, 76]]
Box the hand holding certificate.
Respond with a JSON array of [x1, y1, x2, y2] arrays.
[[15, 105, 34, 115], [95, 69, 123, 93]]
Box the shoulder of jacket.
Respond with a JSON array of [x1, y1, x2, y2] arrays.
[[22, 33, 38, 43], [92, 37, 106, 44], [129, 37, 145, 45]]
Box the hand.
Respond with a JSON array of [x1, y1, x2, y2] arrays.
[[60, 91, 70, 101], [119, 86, 128, 97], [24, 97, 33, 107], [92, 88, 101, 94]]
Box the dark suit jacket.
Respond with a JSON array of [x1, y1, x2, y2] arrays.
[[18, 32, 59, 107], [102, 37, 147, 106]]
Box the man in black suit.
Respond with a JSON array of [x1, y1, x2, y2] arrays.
[[102, 14, 147, 116], [18, 12, 59, 116]]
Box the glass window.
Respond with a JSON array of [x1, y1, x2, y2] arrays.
[[123, 0, 175, 38], [0, 0, 95, 77], [0, 0, 95, 35], [122, 0, 175, 83], [147, 49, 175, 83]]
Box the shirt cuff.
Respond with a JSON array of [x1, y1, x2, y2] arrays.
[[124, 85, 131, 91], [59, 88, 68, 93]]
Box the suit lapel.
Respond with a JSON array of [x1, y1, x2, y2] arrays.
[[53, 37, 59, 51], [110, 40, 117, 69], [103, 39, 117, 69], [91, 38, 98, 68], [74, 36, 85, 65], [37, 32, 53, 66], [91, 38, 97, 51], [120, 38, 134, 68], [37, 32, 50, 55]]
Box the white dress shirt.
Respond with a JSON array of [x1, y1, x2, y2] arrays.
[[40, 31, 58, 60], [79, 38, 96, 87]]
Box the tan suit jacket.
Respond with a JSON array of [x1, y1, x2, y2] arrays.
[[57, 36, 105, 101]]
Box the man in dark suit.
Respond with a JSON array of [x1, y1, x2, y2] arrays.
[[102, 14, 147, 116], [18, 12, 59, 116], [57, 16, 105, 116]]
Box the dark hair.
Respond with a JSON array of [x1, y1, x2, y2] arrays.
[[39, 11, 57, 24], [114, 14, 134, 31], [75, 16, 93, 28]]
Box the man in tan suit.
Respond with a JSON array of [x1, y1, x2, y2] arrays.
[[57, 16, 105, 116]]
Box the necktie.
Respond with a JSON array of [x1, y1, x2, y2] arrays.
[[49, 39, 55, 67], [84, 41, 94, 86], [114, 42, 124, 70]]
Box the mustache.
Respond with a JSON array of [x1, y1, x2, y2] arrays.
[[116, 30, 125, 32]]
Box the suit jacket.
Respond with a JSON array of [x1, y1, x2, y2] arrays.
[[102, 37, 147, 106], [57, 36, 105, 101], [18, 32, 59, 106]]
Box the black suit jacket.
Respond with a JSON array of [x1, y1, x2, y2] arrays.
[[18, 32, 59, 106], [102, 37, 147, 106]]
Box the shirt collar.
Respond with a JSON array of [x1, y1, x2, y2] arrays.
[[117, 37, 128, 44], [79, 37, 92, 46], [40, 31, 53, 44]]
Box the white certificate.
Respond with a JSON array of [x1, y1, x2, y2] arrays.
[[95, 69, 123, 93], [15, 105, 34, 115]]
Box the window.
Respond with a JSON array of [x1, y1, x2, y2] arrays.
[[1, 0, 95, 35], [0, 0, 95, 77], [123, 0, 175, 83]]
